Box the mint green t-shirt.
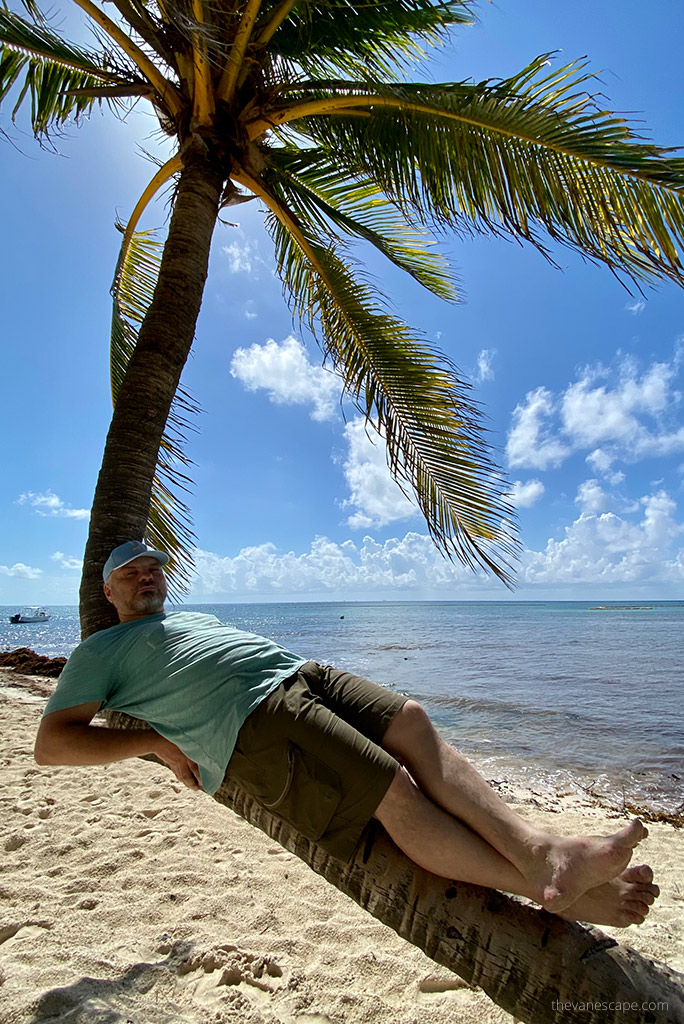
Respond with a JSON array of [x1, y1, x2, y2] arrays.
[[43, 611, 307, 794]]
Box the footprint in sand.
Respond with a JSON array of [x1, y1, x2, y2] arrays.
[[266, 847, 294, 860], [418, 974, 475, 994], [5, 833, 29, 852], [77, 898, 100, 911], [176, 945, 287, 1008], [12, 794, 55, 825], [0, 922, 53, 947]]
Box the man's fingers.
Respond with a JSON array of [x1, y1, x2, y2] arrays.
[[176, 756, 201, 789]]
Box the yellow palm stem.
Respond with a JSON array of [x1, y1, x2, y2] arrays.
[[253, 0, 297, 47], [71, 0, 182, 119], [190, 0, 215, 124], [216, 0, 262, 105], [114, 152, 183, 291], [248, 95, 371, 138], [175, 49, 195, 98]]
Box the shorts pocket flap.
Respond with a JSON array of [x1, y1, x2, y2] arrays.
[[264, 743, 343, 842]]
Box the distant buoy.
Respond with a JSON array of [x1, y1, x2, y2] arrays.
[[340, 615, 344, 619]]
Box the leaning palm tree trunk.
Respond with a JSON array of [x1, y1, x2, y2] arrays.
[[105, 709, 684, 1024], [79, 147, 223, 638]]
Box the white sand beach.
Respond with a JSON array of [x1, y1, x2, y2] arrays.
[[1, 669, 682, 1024]]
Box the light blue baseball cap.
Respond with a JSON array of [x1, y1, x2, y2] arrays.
[[102, 540, 169, 580]]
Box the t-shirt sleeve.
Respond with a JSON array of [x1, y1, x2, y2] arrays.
[[43, 644, 113, 716]]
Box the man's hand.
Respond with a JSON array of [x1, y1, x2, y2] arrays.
[[35, 703, 203, 791], [151, 735, 202, 790]]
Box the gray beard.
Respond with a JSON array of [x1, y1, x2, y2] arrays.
[[130, 593, 165, 615]]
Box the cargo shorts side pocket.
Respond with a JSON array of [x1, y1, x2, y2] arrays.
[[263, 742, 343, 841]]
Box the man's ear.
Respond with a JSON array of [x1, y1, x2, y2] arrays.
[[103, 581, 113, 605]]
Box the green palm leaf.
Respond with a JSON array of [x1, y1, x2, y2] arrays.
[[111, 222, 197, 597], [262, 184, 517, 584], [268, 0, 474, 80], [267, 147, 459, 301], [0, 6, 137, 132], [277, 56, 684, 284]]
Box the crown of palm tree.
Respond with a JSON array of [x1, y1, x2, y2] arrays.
[[3, 0, 684, 590]]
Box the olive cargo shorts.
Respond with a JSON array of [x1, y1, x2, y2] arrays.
[[223, 661, 408, 861]]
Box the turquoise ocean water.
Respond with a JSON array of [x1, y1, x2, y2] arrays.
[[2, 601, 682, 814]]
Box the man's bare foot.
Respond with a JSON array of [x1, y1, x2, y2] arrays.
[[558, 864, 660, 927], [526, 818, 648, 912]]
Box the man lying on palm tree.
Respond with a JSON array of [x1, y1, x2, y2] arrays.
[[35, 541, 659, 929]]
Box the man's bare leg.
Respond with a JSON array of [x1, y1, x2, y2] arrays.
[[373, 768, 658, 926], [378, 701, 648, 912]]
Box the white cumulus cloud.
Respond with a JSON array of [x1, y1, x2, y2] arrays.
[[506, 387, 571, 470], [0, 562, 43, 579], [575, 479, 608, 514], [191, 533, 478, 599], [230, 335, 341, 422], [585, 448, 625, 485], [510, 479, 545, 508], [521, 489, 684, 585], [507, 351, 684, 472], [476, 348, 495, 383], [17, 490, 90, 520], [341, 419, 417, 529], [561, 359, 673, 448], [221, 238, 264, 274], [51, 551, 83, 570]]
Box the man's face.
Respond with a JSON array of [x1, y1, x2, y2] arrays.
[[103, 555, 168, 621]]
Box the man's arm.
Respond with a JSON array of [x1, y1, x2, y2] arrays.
[[35, 703, 202, 789]]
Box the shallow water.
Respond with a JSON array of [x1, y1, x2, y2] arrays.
[[2, 601, 682, 813]]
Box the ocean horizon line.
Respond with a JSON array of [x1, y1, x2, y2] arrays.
[[4, 597, 684, 609]]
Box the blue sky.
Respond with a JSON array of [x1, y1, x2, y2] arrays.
[[2, 0, 684, 604]]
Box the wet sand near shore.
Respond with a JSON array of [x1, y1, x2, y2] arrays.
[[1, 670, 682, 1024]]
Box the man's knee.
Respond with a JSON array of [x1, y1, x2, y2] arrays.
[[382, 699, 437, 762]]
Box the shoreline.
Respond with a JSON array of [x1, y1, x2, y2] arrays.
[[1, 671, 683, 1023]]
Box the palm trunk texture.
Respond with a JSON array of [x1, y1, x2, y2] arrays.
[[79, 148, 224, 640], [105, 710, 684, 1024]]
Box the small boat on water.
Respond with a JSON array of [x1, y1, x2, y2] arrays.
[[8, 607, 51, 624]]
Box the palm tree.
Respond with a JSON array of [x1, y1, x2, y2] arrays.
[[4, 2, 684, 1017]]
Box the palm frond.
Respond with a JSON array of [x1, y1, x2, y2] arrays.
[[243, 171, 517, 584], [111, 221, 197, 596], [105, 0, 177, 68], [0, 7, 126, 78], [71, 0, 182, 119], [268, 0, 475, 81], [267, 57, 684, 285], [0, 6, 137, 131], [266, 146, 459, 301]]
